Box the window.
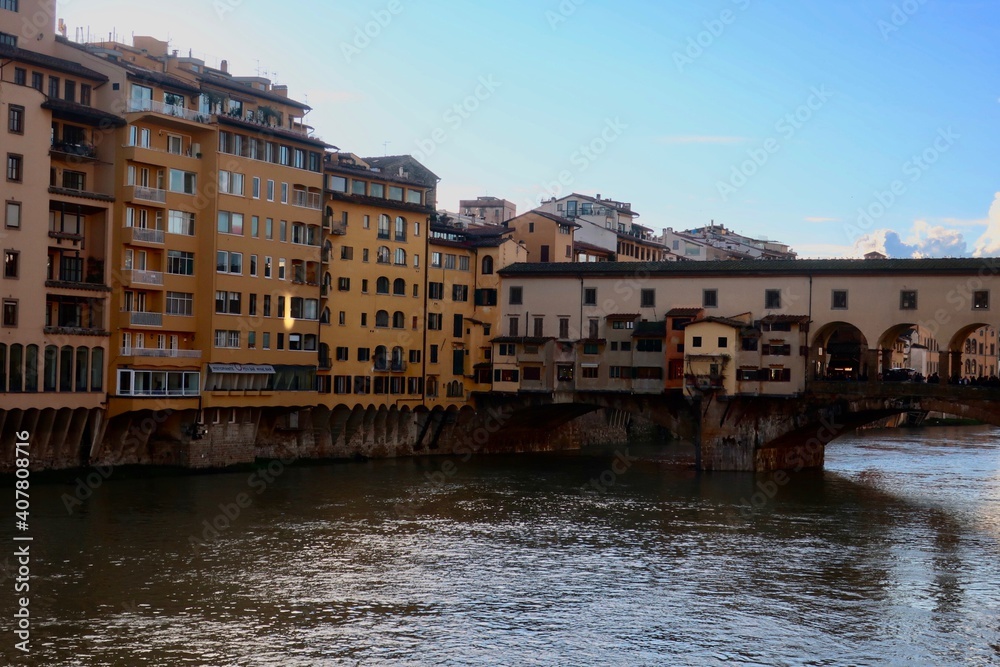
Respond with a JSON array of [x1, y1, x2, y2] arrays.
[[214, 330, 240, 348], [428, 282, 444, 300], [482, 256, 494, 275], [168, 169, 196, 194], [583, 288, 597, 306], [407, 189, 422, 205], [80, 84, 91, 106], [394, 248, 406, 265], [973, 290, 989, 310], [444, 254, 456, 270], [395, 216, 406, 241], [900, 290, 917, 310], [509, 286, 523, 305], [640, 289, 655, 308], [217, 211, 244, 235], [167, 251, 195, 275], [48, 76, 59, 98], [765, 289, 781, 309], [214, 291, 241, 315], [453, 285, 469, 302], [13, 68, 25, 86], [8, 105, 24, 134], [249, 255, 258, 277], [5, 202, 19, 229], [0, 31, 14, 47], [393, 278, 407, 296], [428, 313, 443, 331], [251, 216, 259, 238], [338, 277, 351, 291], [4, 250, 17, 278], [559, 318, 570, 339], [267, 180, 275, 201], [165, 292, 193, 316], [703, 289, 718, 308], [218, 171, 244, 196], [263, 295, 272, 317], [167, 210, 195, 236], [7, 154, 23, 182], [832, 290, 848, 310], [264, 256, 272, 279], [388, 186, 403, 201], [762, 344, 792, 356], [636, 339, 662, 352], [61, 170, 86, 191], [458, 256, 470, 271], [216, 251, 242, 274], [278, 258, 285, 280], [692, 336, 702, 348], [281, 182, 288, 204], [2, 299, 17, 327], [376, 246, 390, 264], [279, 220, 287, 242], [341, 246, 354, 261], [252, 177, 261, 199], [31, 72, 42, 91], [508, 317, 519, 337], [265, 218, 273, 239], [474, 288, 497, 306], [718, 337, 728, 348]]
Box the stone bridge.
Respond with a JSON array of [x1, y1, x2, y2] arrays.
[[477, 382, 1000, 472]]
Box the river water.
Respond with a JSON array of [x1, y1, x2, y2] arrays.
[[2, 426, 999, 666]]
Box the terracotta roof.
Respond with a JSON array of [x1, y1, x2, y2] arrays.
[[216, 114, 332, 148], [510, 210, 580, 228], [42, 98, 126, 127], [574, 240, 615, 255], [666, 307, 703, 318], [199, 72, 310, 109], [605, 313, 640, 321], [689, 316, 753, 329], [0, 43, 107, 81], [123, 63, 201, 95], [760, 314, 811, 324]]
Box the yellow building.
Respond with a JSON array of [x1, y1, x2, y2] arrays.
[[0, 3, 118, 456], [504, 210, 577, 262]]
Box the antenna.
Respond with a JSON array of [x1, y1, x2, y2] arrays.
[[382, 141, 391, 156]]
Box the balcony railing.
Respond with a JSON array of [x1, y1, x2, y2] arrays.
[[127, 185, 167, 204], [128, 311, 163, 327], [51, 140, 97, 159], [127, 98, 211, 124], [120, 347, 202, 359], [124, 269, 164, 286], [123, 227, 165, 245], [292, 191, 322, 210]]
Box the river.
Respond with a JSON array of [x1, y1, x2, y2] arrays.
[[2, 426, 999, 666]]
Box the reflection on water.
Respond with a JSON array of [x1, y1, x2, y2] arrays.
[[2, 426, 999, 666]]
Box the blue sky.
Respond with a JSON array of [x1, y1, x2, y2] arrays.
[[60, 0, 1000, 258]]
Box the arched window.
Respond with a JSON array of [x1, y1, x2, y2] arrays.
[[482, 255, 494, 275], [392, 346, 404, 366], [321, 307, 331, 324], [376, 246, 390, 264], [44, 345, 57, 392], [8, 344, 22, 393], [393, 278, 406, 296], [426, 377, 439, 397], [325, 206, 333, 217], [376, 277, 390, 294], [90, 348, 104, 392], [377, 214, 390, 239], [24, 344, 38, 393], [374, 345, 387, 370], [393, 311, 405, 329], [395, 216, 407, 241], [75, 347, 89, 392], [394, 248, 406, 266], [60, 346, 73, 392], [375, 310, 389, 328]]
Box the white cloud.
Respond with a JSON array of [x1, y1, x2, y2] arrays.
[[972, 192, 1000, 257], [854, 220, 969, 258]]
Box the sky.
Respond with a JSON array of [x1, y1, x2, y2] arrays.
[[58, 0, 1000, 259]]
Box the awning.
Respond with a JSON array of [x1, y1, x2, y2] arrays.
[[207, 363, 275, 374]]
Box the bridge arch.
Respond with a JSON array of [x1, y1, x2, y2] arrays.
[[809, 321, 869, 381]]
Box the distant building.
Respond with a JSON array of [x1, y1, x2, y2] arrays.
[[504, 210, 578, 263], [662, 222, 796, 261], [537, 193, 674, 261], [459, 196, 516, 225]]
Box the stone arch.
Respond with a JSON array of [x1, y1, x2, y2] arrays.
[[809, 321, 869, 381]]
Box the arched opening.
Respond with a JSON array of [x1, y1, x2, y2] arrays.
[[90, 348, 104, 392], [482, 255, 494, 275], [44, 345, 57, 392], [321, 307, 331, 325], [376, 277, 390, 294], [393, 278, 406, 296], [75, 347, 89, 392], [392, 311, 405, 329], [377, 214, 390, 239], [7, 343, 20, 392], [394, 248, 406, 266], [24, 344, 38, 393], [60, 346, 73, 392], [374, 345, 388, 371], [810, 322, 869, 381], [376, 246, 390, 264], [395, 216, 407, 241], [947, 322, 997, 383], [375, 310, 389, 328]]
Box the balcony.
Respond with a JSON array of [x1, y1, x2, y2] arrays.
[[375, 360, 408, 373], [324, 215, 347, 235], [124, 185, 167, 205], [50, 140, 98, 160], [127, 99, 211, 125], [128, 311, 163, 327], [123, 227, 165, 245], [48, 185, 114, 203], [120, 347, 202, 359], [292, 191, 322, 210], [124, 269, 164, 286]]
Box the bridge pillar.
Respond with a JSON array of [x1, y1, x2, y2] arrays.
[[864, 349, 879, 383]]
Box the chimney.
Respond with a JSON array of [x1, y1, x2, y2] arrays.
[[272, 84, 288, 98], [596, 194, 601, 200], [221, 59, 228, 73]]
